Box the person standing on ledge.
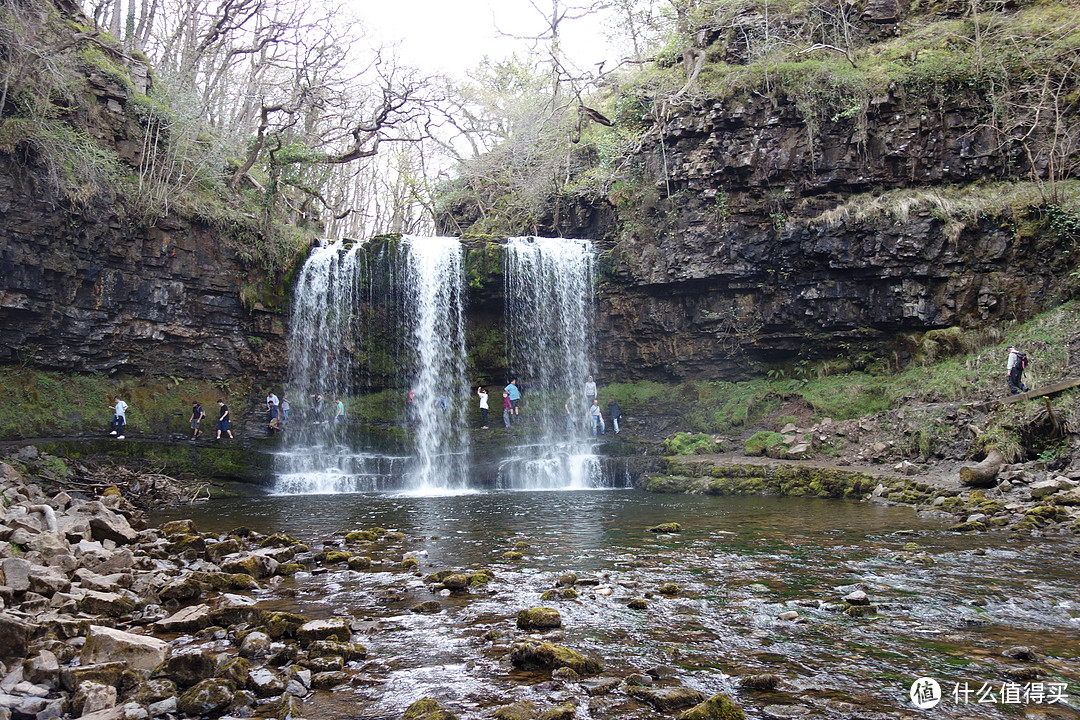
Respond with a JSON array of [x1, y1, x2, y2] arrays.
[[606, 398, 622, 434], [504, 378, 521, 417], [216, 399, 234, 440], [335, 397, 346, 423], [109, 396, 128, 439], [502, 390, 512, 428], [189, 400, 205, 439], [477, 386, 489, 429], [584, 375, 597, 407], [1007, 345, 1029, 395], [588, 398, 605, 436], [280, 396, 290, 424], [565, 392, 577, 429]]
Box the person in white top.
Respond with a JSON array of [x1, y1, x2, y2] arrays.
[[1006, 345, 1028, 395], [584, 375, 597, 405], [477, 386, 489, 428], [109, 396, 128, 439]]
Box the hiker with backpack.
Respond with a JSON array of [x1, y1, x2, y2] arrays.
[[1007, 345, 1029, 395]]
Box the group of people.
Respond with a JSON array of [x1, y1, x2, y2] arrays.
[[107, 396, 234, 441], [473, 375, 622, 436]]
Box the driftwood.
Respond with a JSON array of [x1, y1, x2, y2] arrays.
[[960, 448, 1005, 488]]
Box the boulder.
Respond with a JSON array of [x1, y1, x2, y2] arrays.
[[509, 640, 602, 675], [296, 618, 351, 646], [677, 693, 745, 720], [154, 604, 212, 633], [88, 513, 138, 545], [239, 631, 272, 659], [516, 607, 562, 631], [80, 626, 168, 672], [0, 559, 31, 592], [177, 678, 234, 717], [220, 552, 279, 579], [78, 590, 136, 617], [23, 650, 59, 687], [0, 612, 34, 659], [628, 686, 707, 712], [73, 681, 117, 716], [26, 531, 71, 566], [247, 667, 285, 697], [161, 648, 217, 687], [403, 697, 459, 720], [60, 662, 126, 692]]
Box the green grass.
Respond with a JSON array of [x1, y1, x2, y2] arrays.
[[0, 367, 254, 439]]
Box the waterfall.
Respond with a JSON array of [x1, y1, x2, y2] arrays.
[[274, 236, 469, 494], [400, 236, 470, 492], [497, 237, 606, 489]]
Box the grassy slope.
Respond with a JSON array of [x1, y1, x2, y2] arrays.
[[606, 302, 1080, 460]]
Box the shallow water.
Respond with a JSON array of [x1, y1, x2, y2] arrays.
[[153, 491, 1080, 719]]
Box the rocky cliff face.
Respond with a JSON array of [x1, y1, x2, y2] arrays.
[[0, 51, 286, 379], [540, 90, 1074, 381]]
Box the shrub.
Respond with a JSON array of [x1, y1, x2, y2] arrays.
[[744, 431, 788, 457]]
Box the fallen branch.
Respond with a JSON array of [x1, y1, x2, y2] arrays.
[[959, 448, 1004, 488]]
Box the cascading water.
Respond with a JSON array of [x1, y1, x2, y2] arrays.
[[400, 236, 470, 492], [274, 236, 469, 494], [498, 237, 607, 489], [274, 240, 408, 494]]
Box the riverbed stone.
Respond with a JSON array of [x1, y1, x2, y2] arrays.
[[177, 678, 234, 717], [627, 685, 707, 711], [247, 668, 285, 697], [262, 611, 308, 639], [647, 523, 682, 533], [81, 626, 168, 672], [311, 671, 352, 689], [556, 573, 577, 587], [0, 559, 31, 592], [582, 677, 621, 696], [73, 680, 117, 715], [306, 640, 366, 661], [0, 613, 33, 659], [492, 700, 536, 720], [239, 631, 272, 659], [220, 552, 279, 579], [538, 702, 576, 720], [88, 513, 138, 545], [442, 573, 468, 590], [658, 583, 680, 595], [60, 662, 126, 692], [154, 604, 212, 632], [509, 640, 602, 675], [1002, 646, 1038, 661], [517, 607, 562, 631], [403, 697, 459, 720], [761, 705, 814, 719], [133, 677, 177, 703], [411, 601, 442, 614], [300, 654, 343, 673], [677, 693, 745, 720], [740, 674, 780, 691], [78, 590, 136, 617], [843, 590, 870, 605], [23, 650, 59, 688], [297, 618, 351, 646], [161, 647, 217, 687]]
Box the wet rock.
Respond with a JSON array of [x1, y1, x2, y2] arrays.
[[158, 576, 203, 602], [1002, 646, 1038, 661], [509, 640, 602, 675], [844, 590, 870, 605], [296, 618, 351, 646], [60, 662, 126, 692], [220, 551, 279, 579], [177, 677, 234, 717], [844, 605, 879, 618], [81, 626, 168, 672], [517, 607, 562, 631], [658, 583, 680, 595], [411, 601, 442, 615], [239, 631, 272, 659], [677, 693, 745, 720], [348, 556, 372, 570], [627, 685, 707, 711], [740, 674, 780, 691], [133, 677, 177, 703], [647, 523, 681, 533], [551, 666, 580, 682], [624, 673, 653, 687], [154, 604, 213, 633], [160, 520, 197, 535], [402, 697, 459, 720], [247, 668, 285, 697], [73, 680, 117, 715], [493, 699, 537, 720], [161, 647, 217, 687], [777, 611, 799, 621], [627, 598, 648, 610], [555, 573, 577, 587], [1003, 666, 1042, 681], [501, 551, 524, 561], [79, 590, 136, 617], [306, 640, 366, 661], [442, 573, 468, 590], [538, 702, 576, 720], [301, 654, 344, 672], [311, 670, 352, 689], [540, 588, 579, 601]]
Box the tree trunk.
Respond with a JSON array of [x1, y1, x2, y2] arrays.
[[959, 448, 1004, 488]]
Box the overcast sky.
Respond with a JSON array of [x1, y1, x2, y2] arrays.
[[360, 0, 617, 78]]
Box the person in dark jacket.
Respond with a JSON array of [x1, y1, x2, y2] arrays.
[[607, 399, 622, 434]]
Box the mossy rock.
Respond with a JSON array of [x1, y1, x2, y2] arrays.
[[676, 693, 746, 720], [177, 678, 235, 717], [502, 551, 524, 561], [300, 654, 344, 673], [278, 563, 304, 575], [167, 533, 206, 554], [949, 520, 987, 532], [648, 522, 682, 533], [215, 657, 250, 687], [345, 529, 380, 543], [627, 598, 648, 610], [493, 700, 537, 720], [261, 611, 309, 639], [347, 556, 372, 571], [320, 550, 352, 564], [541, 588, 579, 601], [513, 541, 530, 550], [403, 697, 459, 720], [658, 583, 681, 596], [311, 671, 353, 689], [260, 532, 301, 548], [401, 556, 420, 571], [307, 640, 367, 661], [102, 485, 123, 498], [556, 573, 577, 587], [468, 569, 495, 586], [739, 674, 779, 691], [424, 569, 459, 583], [744, 431, 787, 457], [844, 604, 879, 618], [539, 702, 577, 720], [509, 640, 602, 675], [411, 601, 442, 614], [516, 607, 562, 631], [160, 519, 197, 535]]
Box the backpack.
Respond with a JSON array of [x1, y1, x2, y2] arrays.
[[1016, 352, 1028, 370]]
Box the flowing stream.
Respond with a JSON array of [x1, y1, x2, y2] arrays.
[[154, 491, 1080, 719]]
